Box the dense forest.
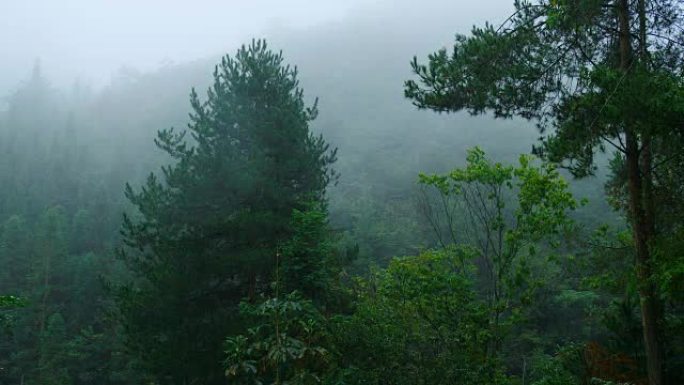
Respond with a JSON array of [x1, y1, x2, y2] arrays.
[[1, 1, 683, 384]]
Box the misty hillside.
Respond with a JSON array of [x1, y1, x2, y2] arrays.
[[1, 0, 611, 258], [1, 1, 681, 384]]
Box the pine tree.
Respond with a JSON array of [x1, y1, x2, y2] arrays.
[[404, 2, 684, 383], [116, 40, 337, 385]]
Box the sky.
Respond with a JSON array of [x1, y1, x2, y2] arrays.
[[0, 0, 513, 92]]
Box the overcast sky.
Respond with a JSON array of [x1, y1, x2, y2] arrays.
[[1, 0, 513, 92]]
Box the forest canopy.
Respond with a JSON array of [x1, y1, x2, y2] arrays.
[[0, 1, 683, 385]]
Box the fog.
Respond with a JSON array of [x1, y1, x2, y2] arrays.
[[0, 0, 609, 261], [1, 0, 369, 89], [1, 1, 655, 384], [1, 0, 510, 91]]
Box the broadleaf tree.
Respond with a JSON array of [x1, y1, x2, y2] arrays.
[[418, 147, 577, 367]]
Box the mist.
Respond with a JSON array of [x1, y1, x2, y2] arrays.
[[2, 1, 676, 384], [3, 0, 559, 259]]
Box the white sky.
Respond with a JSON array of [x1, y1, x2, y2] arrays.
[[0, 0, 512, 91]]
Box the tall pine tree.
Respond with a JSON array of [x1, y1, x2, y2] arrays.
[[116, 40, 337, 385]]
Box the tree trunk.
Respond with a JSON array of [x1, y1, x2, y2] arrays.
[[619, 1, 663, 383], [626, 132, 662, 385]]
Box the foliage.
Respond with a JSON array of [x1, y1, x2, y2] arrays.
[[0, 295, 23, 331], [529, 352, 578, 385], [335, 247, 511, 385], [405, 1, 684, 174], [225, 292, 334, 385], [280, 203, 342, 309], [1, 5, 683, 384], [115, 40, 337, 384], [418, 147, 577, 360], [0, 295, 22, 309], [405, 1, 684, 383]]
